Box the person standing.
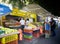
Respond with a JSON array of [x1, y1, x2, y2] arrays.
[[50, 18, 56, 36], [20, 18, 25, 31], [29, 18, 33, 23], [25, 18, 30, 26], [45, 17, 51, 38]]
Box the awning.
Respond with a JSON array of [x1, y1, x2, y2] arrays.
[[0, 4, 11, 26], [0, 4, 11, 16]]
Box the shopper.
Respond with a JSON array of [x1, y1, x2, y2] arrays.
[[45, 17, 51, 38], [20, 18, 25, 31], [50, 18, 56, 36]]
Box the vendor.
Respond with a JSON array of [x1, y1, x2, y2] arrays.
[[29, 18, 33, 23], [26, 18, 30, 26], [20, 18, 25, 31]]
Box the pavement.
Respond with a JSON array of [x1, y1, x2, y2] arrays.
[[18, 25, 60, 44]]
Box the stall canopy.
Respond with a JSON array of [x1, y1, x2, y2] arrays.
[[22, 4, 52, 17], [0, 4, 11, 16], [0, 4, 11, 26]]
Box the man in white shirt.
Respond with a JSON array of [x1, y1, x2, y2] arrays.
[[20, 18, 25, 30], [26, 18, 30, 26], [29, 18, 33, 23]]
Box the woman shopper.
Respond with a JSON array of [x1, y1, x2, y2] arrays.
[[45, 17, 51, 38]]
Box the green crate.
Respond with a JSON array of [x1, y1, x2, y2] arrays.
[[24, 35, 33, 39]]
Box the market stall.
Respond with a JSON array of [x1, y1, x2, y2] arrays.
[[2, 8, 37, 29], [9, 8, 44, 40], [23, 22, 43, 40], [1, 7, 44, 41], [0, 4, 19, 44], [0, 4, 11, 26], [10, 8, 37, 22], [0, 27, 19, 44]]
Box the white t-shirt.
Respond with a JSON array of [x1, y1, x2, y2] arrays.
[[29, 18, 33, 23], [26, 20, 30, 25], [45, 17, 51, 23], [20, 20, 25, 25]]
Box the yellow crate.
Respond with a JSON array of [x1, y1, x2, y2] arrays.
[[1, 34, 18, 44]]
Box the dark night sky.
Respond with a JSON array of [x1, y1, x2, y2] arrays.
[[36, 0, 60, 16]]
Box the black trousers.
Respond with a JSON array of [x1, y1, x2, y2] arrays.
[[51, 27, 56, 36], [21, 25, 25, 31]]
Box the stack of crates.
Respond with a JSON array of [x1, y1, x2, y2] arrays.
[[33, 26, 43, 38], [33, 28, 40, 38], [23, 29, 33, 41], [0, 34, 18, 44], [33, 30, 40, 38]]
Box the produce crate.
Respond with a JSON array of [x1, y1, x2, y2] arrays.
[[0, 34, 18, 44], [23, 29, 33, 41], [6, 40, 18, 44], [23, 32, 32, 36], [33, 30, 40, 38], [24, 38, 32, 41], [24, 29, 33, 33], [23, 34, 33, 41], [23, 35, 33, 39], [33, 32, 40, 38]]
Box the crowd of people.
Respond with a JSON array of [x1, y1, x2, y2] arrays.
[[19, 16, 56, 38], [44, 16, 56, 38], [19, 16, 56, 39], [2, 15, 57, 39], [19, 17, 33, 31]]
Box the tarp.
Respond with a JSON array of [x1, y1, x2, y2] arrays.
[[0, 4, 11, 26], [22, 4, 52, 17], [0, 4, 11, 16]]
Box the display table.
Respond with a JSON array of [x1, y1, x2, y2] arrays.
[[5, 22, 21, 29], [0, 32, 19, 44], [0, 32, 19, 38], [8, 26, 21, 29]]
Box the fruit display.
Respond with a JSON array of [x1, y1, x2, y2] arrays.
[[28, 23, 37, 28], [0, 27, 18, 35], [4, 20, 20, 28], [32, 22, 43, 26]]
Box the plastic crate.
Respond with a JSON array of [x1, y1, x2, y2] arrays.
[[6, 40, 18, 44], [24, 29, 33, 33], [24, 38, 32, 41], [1, 34, 18, 44], [23, 32, 32, 36], [33, 32, 40, 38], [23, 35, 33, 39]]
